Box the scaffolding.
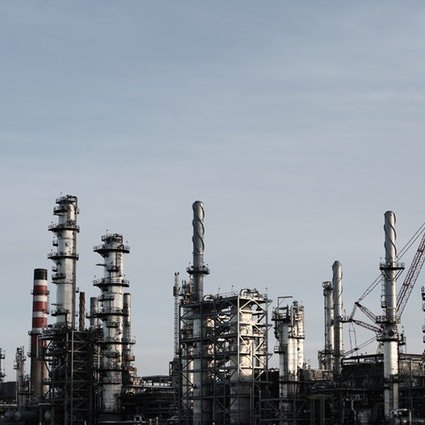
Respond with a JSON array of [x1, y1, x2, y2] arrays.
[[41, 326, 95, 425], [178, 289, 271, 425]]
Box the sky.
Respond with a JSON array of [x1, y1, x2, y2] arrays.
[[1, 1, 425, 379]]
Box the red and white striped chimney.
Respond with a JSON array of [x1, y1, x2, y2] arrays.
[[29, 268, 49, 399]]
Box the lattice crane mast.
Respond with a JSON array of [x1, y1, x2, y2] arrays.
[[396, 229, 425, 319]]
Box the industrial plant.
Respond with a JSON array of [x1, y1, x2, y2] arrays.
[[1, 194, 425, 424]]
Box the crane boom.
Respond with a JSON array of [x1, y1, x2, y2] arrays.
[[355, 301, 378, 323], [396, 230, 425, 319]]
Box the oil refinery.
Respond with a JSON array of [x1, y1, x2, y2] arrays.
[[1, 194, 425, 424]]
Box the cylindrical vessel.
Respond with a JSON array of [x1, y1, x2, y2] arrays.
[[332, 261, 343, 374], [94, 233, 130, 416], [322, 281, 334, 370], [89, 297, 99, 330], [48, 195, 79, 327]]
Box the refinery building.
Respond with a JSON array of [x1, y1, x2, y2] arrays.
[[1, 194, 425, 424]]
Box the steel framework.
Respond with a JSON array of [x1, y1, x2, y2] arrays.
[[178, 289, 270, 425]]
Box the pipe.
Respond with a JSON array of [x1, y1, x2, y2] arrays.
[[79, 291, 85, 332], [0, 348, 4, 383], [29, 268, 49, 400], [332, 261, 343, 375], [89, 297, 99, 330], [381, 211, 400, 418], [123, 292, 135, 384]]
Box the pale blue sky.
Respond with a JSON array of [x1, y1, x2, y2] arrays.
[[1, 1, 425, 378]]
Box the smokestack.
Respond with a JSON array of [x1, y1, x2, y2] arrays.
[[29, 269, 49, 400], [188, 201, 211, 425], [332, 261, 343, 375], [381, 211, 400, 418], [189, 201, 209, 302], [48, 195, 79, 328]]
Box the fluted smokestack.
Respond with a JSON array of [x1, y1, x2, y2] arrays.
[[188, 201, 211, 425], [190, 201, 209, 302], [381, 210, 400, 418]]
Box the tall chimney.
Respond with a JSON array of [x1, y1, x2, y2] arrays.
[[187, 201, 211, 425], [29, 269, 49, 400], [381, 211, 400, 418]]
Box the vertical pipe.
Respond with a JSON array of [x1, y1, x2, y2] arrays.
[[89, 297, 99, 330], [123, 292, 135, 386], [0, 349, 5, 384], [381, 211, 399, 418], [293, 301, 305, 372], [30, 268, 49, 400], [79, 292, 85, 332], [332, 261, 343, 375], [322, 281, 334, 371]]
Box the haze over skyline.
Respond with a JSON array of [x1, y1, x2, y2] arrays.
[[1, 2, 425, 378]]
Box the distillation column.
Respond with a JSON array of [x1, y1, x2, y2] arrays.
[[29, 268, 49, 399], [48, 195, 79, 327], [332, 261, 343, 375], [94, 233, 131, 419], [321, 281, 334, 370], [381, 211, 400, 418], [0, 348, 5, 384], [14, 347, 27, 408], [122, 293, 136, 386], [187, 201, 211, 425], [273, 299, 305, 425]]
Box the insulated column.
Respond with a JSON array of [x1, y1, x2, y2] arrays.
[[332, 261, 343, 375], [94, 233, 130, 419], [48, 195, 79, 327], [322, 281, 334, 371]]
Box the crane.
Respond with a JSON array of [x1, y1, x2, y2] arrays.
[[344, 223, 425, 355], [396, 229, 425, 319]]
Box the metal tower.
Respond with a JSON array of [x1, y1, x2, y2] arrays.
[[379, 211, 403, 419], [94, 233, 132, 419], [48, 195, 79, 328]]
